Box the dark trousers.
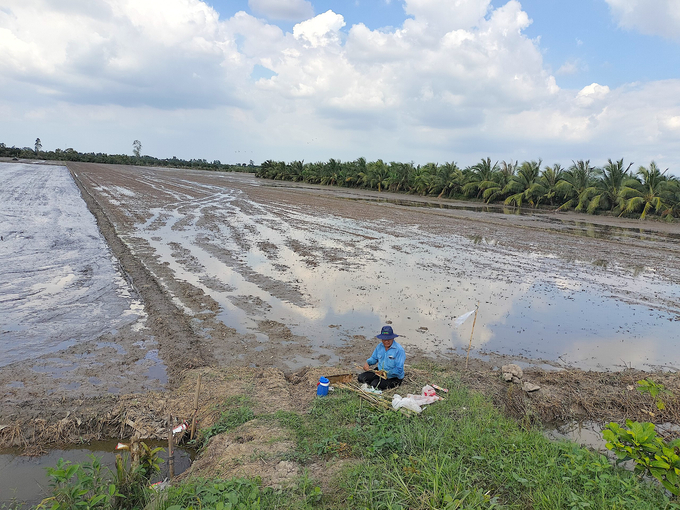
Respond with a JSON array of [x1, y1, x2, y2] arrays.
[[358, 371, 403, 390]]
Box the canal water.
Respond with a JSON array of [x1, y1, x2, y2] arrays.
[[0, 441, 193, 506]]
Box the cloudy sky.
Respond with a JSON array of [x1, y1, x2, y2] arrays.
[[1, 0, 679, 171]]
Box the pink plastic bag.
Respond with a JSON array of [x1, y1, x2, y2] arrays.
[[422, 385, 437, 397]]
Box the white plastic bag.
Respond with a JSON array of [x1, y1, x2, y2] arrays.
[[392, 394, 423, 413], [361, 383, 382, 395]]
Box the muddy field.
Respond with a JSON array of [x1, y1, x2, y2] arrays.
[[2, 161, 680, 447]]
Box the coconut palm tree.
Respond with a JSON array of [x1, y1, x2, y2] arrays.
[[538, 163, 565, 206], [256, 160, 276, 178], [503, 160, 542, 207], [663, 178, 680, 219], [303, 162, 323, 183], [481, 160, 517, 203], [386, 162, 413, 192], [285, 160, 304, 181], [433, 162, 463, 198], [619, 161, 672, 218], [365, 160, 390, 191], [341, 157, 366, 187], [556, 160, 598, 211], [462, 157, 500, 199], [411, 164, 437, 195], [581, 158, 634, 214]]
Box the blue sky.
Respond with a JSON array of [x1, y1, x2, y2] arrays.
[[1, 0, 679, 173], [208, 0, 680, 89]]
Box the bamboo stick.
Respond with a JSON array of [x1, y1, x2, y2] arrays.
[[167, 415, 174, 480], [190, 373, 202, 441], [130, 433, 140, 471], [465, 303, 480, 369]]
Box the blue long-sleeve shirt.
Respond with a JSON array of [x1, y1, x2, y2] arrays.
[[367, 341, 405, 380]]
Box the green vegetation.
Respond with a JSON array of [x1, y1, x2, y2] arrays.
[[35, 442, 163, 510], [0, 141, 254, 172], [194, 396, 256, 450], [604, 420, 680, 496], [256, 157, 680, 220], [637, 378, 672, 411], [36, 375, 680, 509], [5, 138, 679, 219], [162, 476, 323, 510], [603, 378, 680, 495]]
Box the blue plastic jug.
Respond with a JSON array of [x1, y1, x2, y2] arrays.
[[317, 377, 330, 396]]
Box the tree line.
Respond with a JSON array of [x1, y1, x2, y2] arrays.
[[256, 157, 680, 220], [0, 142, 255, 173]]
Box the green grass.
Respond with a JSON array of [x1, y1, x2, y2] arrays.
[[261, 375, 679, 509], [163, 474, 323, 510], [194, 395, 255, 450], [39, 375, 680, 509]]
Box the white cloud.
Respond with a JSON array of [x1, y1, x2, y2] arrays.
[[0, 0, 679, 174], [605, 0, 680, 40], [293, 10, 346, 48], [248, 0, 314, 22], [576, 83, 610, 106], [662, 115, 680, 131], [0, 0, 243, 108], [556, 58, 586, 76]]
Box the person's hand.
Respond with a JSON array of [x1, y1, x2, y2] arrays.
[[363, 362, 370, 371]]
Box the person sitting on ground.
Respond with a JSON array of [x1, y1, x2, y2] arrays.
[[358, 325, 405, 390]]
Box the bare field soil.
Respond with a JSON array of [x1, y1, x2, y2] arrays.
[[2, 162, 680, 449]]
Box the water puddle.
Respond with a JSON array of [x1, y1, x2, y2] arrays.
[[0, 163, 146, 368], [342, 196, 518, 214], [0, 441, 193, 506], [546, 421, 611, 455], [545, 420, 679, 475], [128, 173, 680, 370], [345, 195, 680, 244]]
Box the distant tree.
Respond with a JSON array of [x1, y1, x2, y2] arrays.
[[503, 160, 542, 207], [35, 138, 42, 153], [619, 161, 672, 219], [462, 157, 500, 198], [582, 158, 634, 214], [132, 140, 142, 158], [556, 160, 598, 211], [249, 159, 255, 167]]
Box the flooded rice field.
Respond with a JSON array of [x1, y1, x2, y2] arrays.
[[83, 164, 679, 369], [0, 163, 168, 401], [0, 163, 144, 367], [2, 161, 680, 410]]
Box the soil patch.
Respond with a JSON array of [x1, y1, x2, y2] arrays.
[[179, 420, 299, 488]]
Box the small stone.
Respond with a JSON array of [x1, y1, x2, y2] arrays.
[[522, 382, 540, 392], [511, 376, 521, 384], [501, 363, 523, 382]]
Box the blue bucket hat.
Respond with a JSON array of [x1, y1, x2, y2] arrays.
[[376, 325, 399, 340]]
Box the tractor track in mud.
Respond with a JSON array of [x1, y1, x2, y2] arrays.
[[68, 165, 214, 379]]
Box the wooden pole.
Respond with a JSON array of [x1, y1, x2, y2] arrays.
[[167, 415, 174, 480], [190, 373, 202, 441], [465, 303, 480, 369], [130, 432, 140, 471]]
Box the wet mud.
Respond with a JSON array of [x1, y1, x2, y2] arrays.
[[2, 162, 680, 449]]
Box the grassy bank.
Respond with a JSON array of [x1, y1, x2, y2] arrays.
[[66, 370, 677, 510], [24, 365, 679, 509]]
